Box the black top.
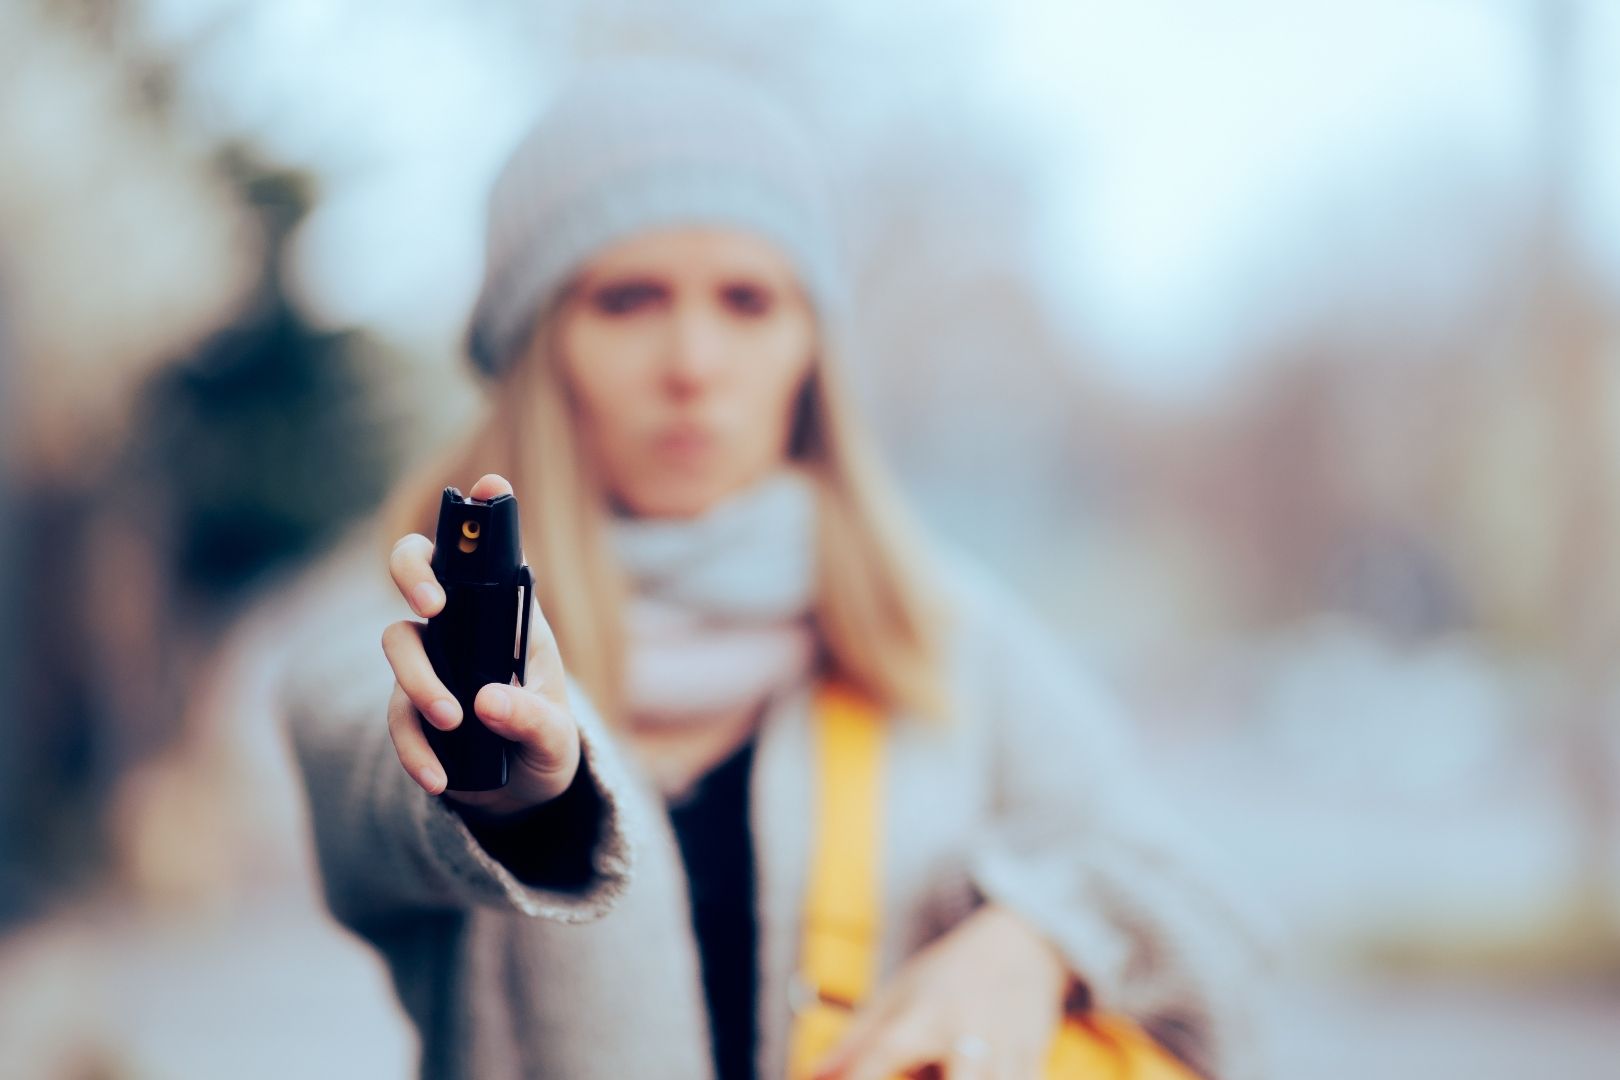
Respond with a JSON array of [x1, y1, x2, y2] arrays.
[[668, 737, 759, 1080]]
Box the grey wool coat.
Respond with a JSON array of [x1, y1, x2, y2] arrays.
[[279, 536, 1271, 1080]]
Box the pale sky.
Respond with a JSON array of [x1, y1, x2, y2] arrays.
[[134, 0, 1619, 402]]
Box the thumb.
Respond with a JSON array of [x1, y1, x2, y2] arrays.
[[466, 472, 514, 502]]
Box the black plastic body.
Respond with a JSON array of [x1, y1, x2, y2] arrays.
[[421, 487, 532, 791]]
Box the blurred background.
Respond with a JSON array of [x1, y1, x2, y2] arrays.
[[2, 0, 1617, 1076]]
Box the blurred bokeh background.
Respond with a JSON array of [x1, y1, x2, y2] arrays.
[[2, 1, 1618, 1076]]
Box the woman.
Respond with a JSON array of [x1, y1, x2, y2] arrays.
[[281, 58, 1267, 1080]]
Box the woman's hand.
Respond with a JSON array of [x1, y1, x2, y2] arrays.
[[811, 904, 1072, 1080], [380, 472, 581, 820]]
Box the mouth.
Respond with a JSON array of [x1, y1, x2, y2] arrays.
[[652, 423, 715, 459]]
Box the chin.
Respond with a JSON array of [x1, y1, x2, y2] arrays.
[[619, 471, 733, 520]]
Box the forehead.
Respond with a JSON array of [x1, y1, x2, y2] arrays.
[[578, 226, 798, 281]]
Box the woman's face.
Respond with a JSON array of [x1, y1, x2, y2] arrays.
[[554, 227, 817, 520]]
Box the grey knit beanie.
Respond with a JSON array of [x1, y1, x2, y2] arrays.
[[465, 57, 846, 378]]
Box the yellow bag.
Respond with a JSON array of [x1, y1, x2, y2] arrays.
[[785, 681, 1199, 1080]]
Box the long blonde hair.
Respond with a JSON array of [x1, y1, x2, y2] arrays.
[[381, 312, 955, 728]]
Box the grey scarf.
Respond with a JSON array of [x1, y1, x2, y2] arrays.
[[608, 466, 818, 728]]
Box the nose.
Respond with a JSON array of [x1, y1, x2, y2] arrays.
[[661, 298, 727, 396]]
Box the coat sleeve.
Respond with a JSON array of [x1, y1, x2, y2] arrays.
[[953, 569, 1276, 1080], [279, 626, 637, 928]]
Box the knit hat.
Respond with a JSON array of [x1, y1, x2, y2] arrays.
[[465, 57, 846, 378]]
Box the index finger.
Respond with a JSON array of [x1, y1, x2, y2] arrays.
[[467, 473, 513, 501], [390, 533, 444, 618], [389, 475, 516, 618]]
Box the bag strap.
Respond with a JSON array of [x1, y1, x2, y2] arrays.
[[786, 681, 1202, 1080], [785, 680, 884, 1077]]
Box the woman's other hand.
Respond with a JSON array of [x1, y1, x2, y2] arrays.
[[811, 904, 1072, 1080], [380, 472, 581, 819]]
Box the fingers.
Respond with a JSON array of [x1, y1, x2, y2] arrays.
[[813, 992, 919, 1080], [836, 1029, 997, 1080], [829, 1014, 937, 1080], [387, 684, 447, 794], [381, 620, 462, 731], [474, 682, 580, 789], [392, 474, 517, 620], [816, 1001, 1005, 1080], [812, 998, 893, 1080], [390, 533, 444, 618], [940, 1041, 999, 1080]]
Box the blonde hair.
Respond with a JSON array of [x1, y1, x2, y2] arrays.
[[381, 312, 955, 728]]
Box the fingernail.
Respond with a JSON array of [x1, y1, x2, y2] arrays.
[[429, 699, 460, 729], [419, 765, 446, 793], [481, 685, 511, 720], [412, 582, 443, 614]]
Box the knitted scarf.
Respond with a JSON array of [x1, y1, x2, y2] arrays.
[[608, 467, 818, 735]]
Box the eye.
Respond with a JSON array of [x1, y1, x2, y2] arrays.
[[590, 279, 667, 316], [720, 282, 773, 317]]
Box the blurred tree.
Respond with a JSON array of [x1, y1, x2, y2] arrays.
[[132, 146, 401, 610], [3, 139, 401, 926]]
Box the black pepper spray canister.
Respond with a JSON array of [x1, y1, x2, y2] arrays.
[[421, 486, 533, 791]]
